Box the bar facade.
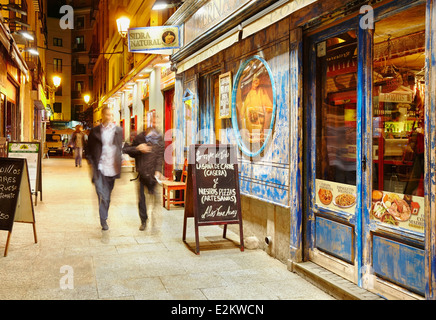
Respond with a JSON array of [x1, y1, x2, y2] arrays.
[[170, 0, 436, 299]]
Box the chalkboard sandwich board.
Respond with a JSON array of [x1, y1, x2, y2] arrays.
[[7, 141, 42, 205], [0, 157, 37, 257], [183, 144, 244, 254]]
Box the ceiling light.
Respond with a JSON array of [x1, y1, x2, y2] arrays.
[[7, 18, 31, 28], [152, 3, 169, 10], [15, 30, 34, 41], [24, 47, 39, 55], [0, 3, 27, 16]]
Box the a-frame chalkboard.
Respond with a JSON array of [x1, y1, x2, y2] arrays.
[[0, 157, 37, 257], [7, 141, 42, 205], [183, 144, 244, 254]]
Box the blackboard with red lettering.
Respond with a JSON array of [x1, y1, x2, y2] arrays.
[[183, 144, 244, 254]]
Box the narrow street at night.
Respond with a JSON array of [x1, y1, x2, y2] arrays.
[[2, 0, 436, 302], [0, 158, 334, 300]]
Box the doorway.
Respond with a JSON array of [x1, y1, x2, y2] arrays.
[[164, 88, 174, 179], [304, 1, 427, 298]]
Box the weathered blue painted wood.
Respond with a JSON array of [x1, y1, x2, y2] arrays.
[[229, 51, 290, 207], [315, 216, 354, 264], [305, 18, 360, 265], [425, 0, 436, 300], [373, 235, 425, 296], [357, 15, 373, 288], [289, 28, 303, 262]]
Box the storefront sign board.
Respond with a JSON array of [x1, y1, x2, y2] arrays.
[[184, 0, 250, 45], [128, 26, 180, 52]]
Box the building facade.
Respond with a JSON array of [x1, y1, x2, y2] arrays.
[[46, 16, 71, 122], [89, 0, 175, 164], [1, 0, 49, 149], [70, 0, 93, 123], [170, 0, 436, 300]]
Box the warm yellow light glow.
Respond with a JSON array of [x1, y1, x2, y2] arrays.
[[116, 16, 130, 38], [84, 94, 90, 104], [52, 75, 61, 88]]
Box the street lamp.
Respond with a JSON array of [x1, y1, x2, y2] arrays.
[[116, 8, 130, 38], [52, 75, 61, 88], [83, 94, 90, 104]]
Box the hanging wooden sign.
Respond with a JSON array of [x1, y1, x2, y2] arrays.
[[0, 157, 37, 257], [183, 144, 244, 254]]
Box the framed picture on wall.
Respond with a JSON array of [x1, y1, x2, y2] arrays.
[[231, 56, 276, 157], [218, 72, 232, 119]]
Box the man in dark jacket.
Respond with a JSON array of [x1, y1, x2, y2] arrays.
[[86, 107, 123, 230], [123, 119, 164, 231]]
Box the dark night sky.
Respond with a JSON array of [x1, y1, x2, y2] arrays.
[[47, 0, 68, 18]]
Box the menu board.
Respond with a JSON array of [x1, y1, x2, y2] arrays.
[[7, 142, 41, 194], [219, 72, 232, 119], [0, 157, 37, 256], [0, 158, 24, 231], [184, 144, 244, 254], [193, 144, 240, 224], [316, 179, 357, 215]]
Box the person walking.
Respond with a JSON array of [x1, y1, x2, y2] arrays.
[[71, 125, 87, 167], [85, 107, 123, 230], [123, 117, 164, 231]]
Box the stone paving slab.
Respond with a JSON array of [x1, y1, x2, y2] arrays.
[[0, 158, 335, 300]]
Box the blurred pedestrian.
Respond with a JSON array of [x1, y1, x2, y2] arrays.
[[123, 116, 164, 231], [71, 124, 87, 167], [85, 107, 123, 230]]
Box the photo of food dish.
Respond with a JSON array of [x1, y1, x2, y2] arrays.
[[382, 193, 411, 222], [318, 188, 333, 205], [372, 190, 383, 202], [380, 212, 399, 226], [372, 201, 386, 219], [333, 193, 356, 208]]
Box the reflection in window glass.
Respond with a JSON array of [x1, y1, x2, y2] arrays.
[[372, 5, 425, 232], [316, 31, 357, 186]]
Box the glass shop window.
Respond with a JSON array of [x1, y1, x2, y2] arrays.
[[371, 4, 425, 232], [316, 31, 358, 185], [315, 31, 358, 213]]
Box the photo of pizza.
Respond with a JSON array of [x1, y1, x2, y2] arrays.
[[318, 188, 333, 205]]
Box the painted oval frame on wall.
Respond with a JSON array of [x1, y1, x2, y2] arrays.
[[231, 55, 277, 157]]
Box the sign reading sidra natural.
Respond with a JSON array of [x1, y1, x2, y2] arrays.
[[128, 26, 180, 52]]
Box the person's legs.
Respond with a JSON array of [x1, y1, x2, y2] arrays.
[[138, 180, 148, 230], [77, 147, 83, 167], [74, 147, 79, 166], [94, 171, 115, 229]]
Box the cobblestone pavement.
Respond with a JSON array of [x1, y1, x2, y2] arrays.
[[0, 158, 334, 300]]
